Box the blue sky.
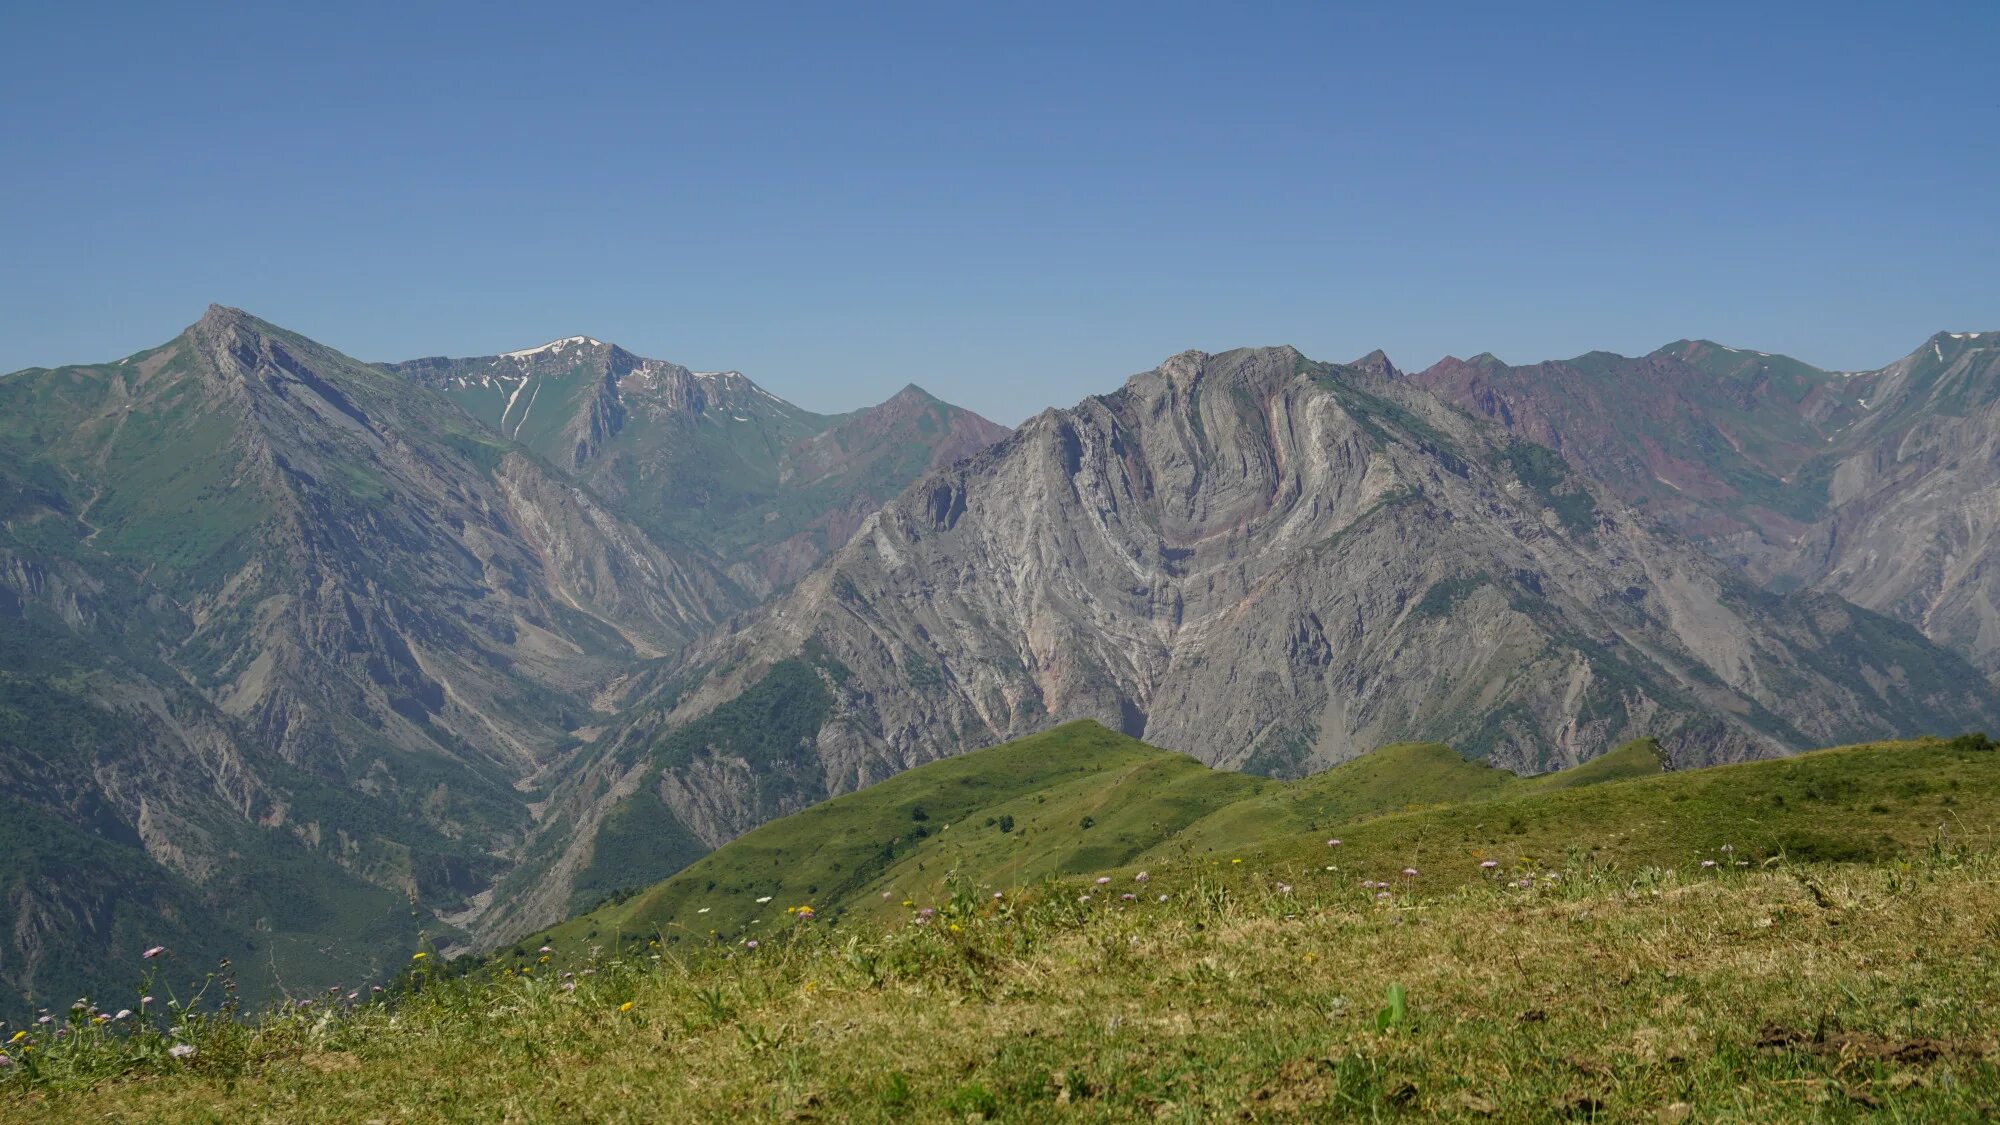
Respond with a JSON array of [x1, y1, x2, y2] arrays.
[[4, 1, 1995, 422]]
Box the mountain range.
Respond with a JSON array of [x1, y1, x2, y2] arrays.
[[1, 308, 1994, 1018]]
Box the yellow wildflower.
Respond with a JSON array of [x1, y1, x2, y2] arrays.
[[619, 1001, 635, 1013], [411, 951, 428, 960]]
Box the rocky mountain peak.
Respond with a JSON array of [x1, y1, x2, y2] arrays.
[[1346, 349, 1400, 379]]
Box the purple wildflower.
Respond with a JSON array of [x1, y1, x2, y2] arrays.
[[1480, 860, 1499, 870], [142, 946, 167, 960]]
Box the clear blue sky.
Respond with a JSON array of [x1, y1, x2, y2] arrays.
[[5, 1, 1995, 422]]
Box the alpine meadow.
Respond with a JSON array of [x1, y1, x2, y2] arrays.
[[4, 3, 1998, 1121]]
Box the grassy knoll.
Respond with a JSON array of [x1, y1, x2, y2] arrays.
[[7, 728, 1999, 1120], [6, 842, 1998, 1120]]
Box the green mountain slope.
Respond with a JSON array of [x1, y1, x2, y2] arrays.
[[518, 720, 2000, 960], [390, 345, 1009, 596], [0, 307, 743, 1020], [528, 720, 1670, 949]]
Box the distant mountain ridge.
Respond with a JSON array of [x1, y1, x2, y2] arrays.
[[388, 342, 1008, 596], [5, 307, 1997, 1015], [1413, 329, 2000, 670], [500, 344, 1999, 940], [0, 307, 1006, 1019]]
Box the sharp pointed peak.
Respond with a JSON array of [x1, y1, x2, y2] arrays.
[[192, 303, 267, 335], [885, 382, 941, 404], [1346, 348, 1400, 378]]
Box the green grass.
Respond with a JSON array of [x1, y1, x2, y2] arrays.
[[9, 767, 1999, 1120], [534, 724, 2000, 962]]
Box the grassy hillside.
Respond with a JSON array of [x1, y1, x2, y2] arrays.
[[536, 722, 1666, 952], [7, 730, 1999, 1119]]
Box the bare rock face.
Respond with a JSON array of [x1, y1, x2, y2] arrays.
[[500, 347, 1995, 937], [1414, 331, 2000, 675], [1780, 332, 2000, 669]]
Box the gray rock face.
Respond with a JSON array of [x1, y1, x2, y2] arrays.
[[508, 347, 1995, 933], [1780, 332, 2000, 669], [1415, 331, 2000, 675]]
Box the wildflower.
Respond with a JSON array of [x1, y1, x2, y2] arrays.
[[1276, 883, 1292, 894], [8, 1031, 24, 1044], [142, 946, 167, 960], [1480, 860, 1499, 870], [948, 923, 963, 933], [1701, 860, 1717, 869], [114, 1009, 132, 1020], [1375, 892, 1391, 900], [168, 1044, 195, 1060], [1517, 877, 1533, 889], [916, 907, 936, 919], [993, 892, 1004, 900], [1231, 858, 1243, 865], [36, 1017, 50, 1026], [1401, 868, 1419, 878], [1120, 893, 1136, 901], [755, 896, 773, 904], [1095, 876, 1111, 885], [1157, 894, 1169, 902], [1078, 895, 1092, 903], [561, 981, 576, 992], [0, 1055, 11, 1068], [901, 900, 914, 908], [141, 996, 154, 1006], [1326, 839, 1341, 847], [346, 993, 358, 1001], [1134, 871, 1150, 883], [370, 986, 384, 994], [697, 907, 711, 914], [538, 945, 553, 954], [619, 1001, 635, 1012], [882, 892, 893, 900], [744, 941, 759, 950], [1720, 844, 1735, 853], [411, 952, 428, 961]]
